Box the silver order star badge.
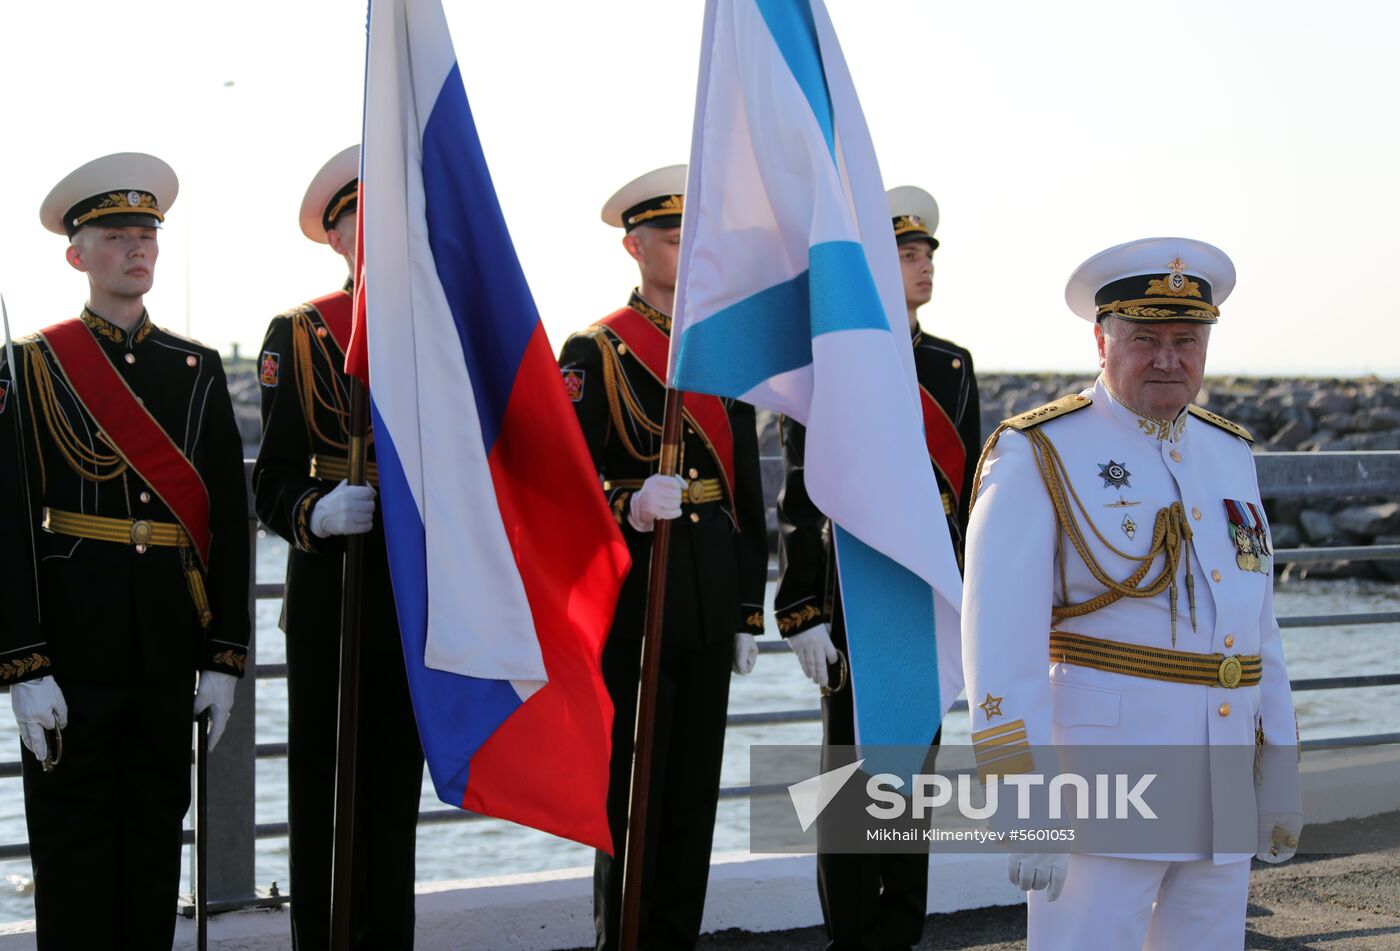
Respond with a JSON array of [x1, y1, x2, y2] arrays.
[[1098, 459, 1132, 489]]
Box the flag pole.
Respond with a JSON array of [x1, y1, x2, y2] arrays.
[[618, 386, 684, 951], [194, 709, 210, 951], [329, 377, 369, 949]]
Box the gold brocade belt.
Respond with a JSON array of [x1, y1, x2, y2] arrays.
[[310, 453, 380, 487], [604, 477, 725, 505], [941, 492, 953, 516], [41, 508, 213, 629], [1049, 630, 1262, 689], [44, 507, 191, 548]]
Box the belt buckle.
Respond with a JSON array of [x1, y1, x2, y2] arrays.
[[687, 480, 707, 504], [1217, 655, 1243, 689], [130, 519, 153, 546]]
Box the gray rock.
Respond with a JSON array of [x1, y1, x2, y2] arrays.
[[1224, 401, 1272, 426], [1297, 430, 1339, 452], [1279, 405, 1315, 431], [1298, 509, 1338, 543], [1350, 407, 1400, 431], [1333, 502, 1400, 538], [1307, 391, 1357, 415], [1268, 419, 1311, 451], [1269, 522, 1301, 550], [1316, 412, 1355, 433], [1294, 560, 1373, 581], [1351, 431, 1400, 451], [1268, 499, 1304, 524]]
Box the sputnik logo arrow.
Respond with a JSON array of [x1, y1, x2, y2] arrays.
[[787, 759, 865, 832]]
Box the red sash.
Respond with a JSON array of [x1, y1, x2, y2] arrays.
[[920, 384, 967, 507], [598, 308, 736, 502], [308, 289, 353, 353], [39, 319, 212, 565]]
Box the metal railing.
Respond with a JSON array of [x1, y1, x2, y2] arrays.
[[0, 450, 1396, 909]]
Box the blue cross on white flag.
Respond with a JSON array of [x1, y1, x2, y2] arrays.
[[669, 0, 964, 747]]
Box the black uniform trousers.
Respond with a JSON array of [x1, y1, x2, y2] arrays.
[[287, 629, 423, 950], [593, 631, 732, 951], [816, 600, 940, 951], [22, 672, 194, 951]]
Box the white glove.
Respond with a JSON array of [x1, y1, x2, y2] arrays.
[[733, 632, 758, 675], [1009, 852, 1068, 901], [1257, 812, 1303, 864], [11, 676, 68, 763], [193, 671, 239, 752], [311, 479, 376, 537], [626, 474, 685, 533], [787, 624, 839, 687]]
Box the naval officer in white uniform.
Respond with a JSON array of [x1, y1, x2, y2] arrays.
[[961, 237, 1303, 949]]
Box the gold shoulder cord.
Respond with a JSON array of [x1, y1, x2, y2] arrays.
[[968, 424, 1197, 645], [292, 312, 351, 450], [592, 330, 662, 465], [24, 345, 127, 490]]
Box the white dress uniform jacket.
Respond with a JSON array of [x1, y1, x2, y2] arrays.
[[962, 376, 1301, 864]]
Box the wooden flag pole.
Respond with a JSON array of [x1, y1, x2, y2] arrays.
[[617, 386, 685, 951], [329, 377, 370, 949]]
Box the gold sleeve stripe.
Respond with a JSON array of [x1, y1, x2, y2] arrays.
[[976, 731, 1031, 754], [979, 752, 1036, 783], [972, 719, 1028, 743], [976, 742, 1032, 768]]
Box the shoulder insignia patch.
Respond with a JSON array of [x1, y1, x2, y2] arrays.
[[259, 350, 280, 387], [1188, 405, 1253, 442], [562, 368, 585, 402], [1004, 394, 1092, 431]]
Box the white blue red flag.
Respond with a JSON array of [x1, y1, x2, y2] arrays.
[[670, 0, 963, 747], [347, 0, 630, 850]]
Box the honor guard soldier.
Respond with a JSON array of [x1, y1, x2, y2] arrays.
[[774, 185, 979, 951], [558, 165, 769, 951], [962, 238, 1302, 949], [0, 153, 249, 948], [253, 146, 423, 949]]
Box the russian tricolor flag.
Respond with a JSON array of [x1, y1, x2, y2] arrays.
[[346, 0, 630, 851]]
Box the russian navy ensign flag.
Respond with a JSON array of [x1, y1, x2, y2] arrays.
[[670, 0, 963, 747], [350, 0, 629, 851]]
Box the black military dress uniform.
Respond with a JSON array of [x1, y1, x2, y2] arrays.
[[775, 325, 979, 951], [253, 291, 424, 949], [560, 291, 767, 951], [0, 308, 250, 949]]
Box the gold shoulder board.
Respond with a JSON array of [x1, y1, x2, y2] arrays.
[[1004, 394, 1092, 431], [1187, 405, 1254, 442]]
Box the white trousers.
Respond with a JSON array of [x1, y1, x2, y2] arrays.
[[1028, 854, 1250, 950]]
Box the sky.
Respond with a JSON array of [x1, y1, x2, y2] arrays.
[[1, 1, 1398, 377]]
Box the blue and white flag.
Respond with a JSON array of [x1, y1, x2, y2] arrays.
[[670, 0, 963, 747]]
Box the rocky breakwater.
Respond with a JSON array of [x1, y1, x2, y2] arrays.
[[226, 356, 1397, 581]]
